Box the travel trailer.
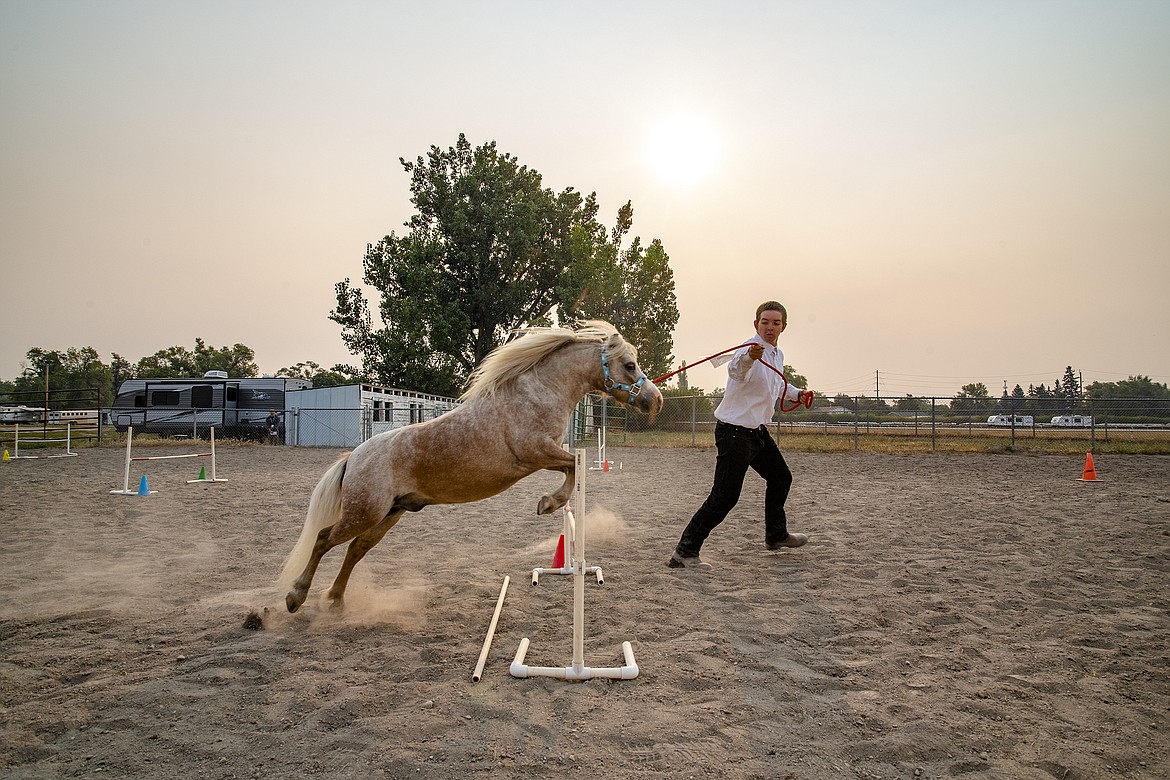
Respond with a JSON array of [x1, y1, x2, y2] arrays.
[[1050, 415, 1093, 427], [987, 415, 1034, 427], [109, 372, 311, 439]]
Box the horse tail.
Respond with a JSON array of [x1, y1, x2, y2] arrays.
[[278, 452, 350, 588]]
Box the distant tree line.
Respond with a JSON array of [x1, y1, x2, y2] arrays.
[[0, 342, 358, 408], [826, 365, 1169, 416]]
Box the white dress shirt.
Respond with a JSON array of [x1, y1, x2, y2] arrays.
[[714, 335, 802, 428]]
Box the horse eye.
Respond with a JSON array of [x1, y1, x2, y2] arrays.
[[625, 362, 637, 372]]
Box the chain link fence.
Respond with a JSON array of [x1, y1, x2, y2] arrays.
[[569, 393, 1170, 455], [47, 393, 1168, 456]]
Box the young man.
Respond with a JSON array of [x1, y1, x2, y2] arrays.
[[669, 301, 811, 570]]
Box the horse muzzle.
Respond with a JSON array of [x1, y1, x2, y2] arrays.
[[630, 383, 664, 420]]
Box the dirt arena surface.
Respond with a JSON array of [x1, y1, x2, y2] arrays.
[[1, 443, 1167, 779]]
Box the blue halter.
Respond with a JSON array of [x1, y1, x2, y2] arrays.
[[601, 345, 647, 398]]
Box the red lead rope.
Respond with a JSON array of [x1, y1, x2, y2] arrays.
[[651, 344, 813, 413]]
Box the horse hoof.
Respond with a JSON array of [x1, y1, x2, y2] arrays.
[[285, 593, 301, 613], [328, 596, 345, 612], [537, 495, 559, 515]]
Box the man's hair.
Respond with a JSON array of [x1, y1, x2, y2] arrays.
[[755, 301, 787, 322]]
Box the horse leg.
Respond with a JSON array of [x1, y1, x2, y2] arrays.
[[286, 525, 339, 613], [537, 459, 576, 515], [325, 511, 403, 610]]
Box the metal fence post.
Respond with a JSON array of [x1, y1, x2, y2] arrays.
[[1009, 397, 1017, 448], [931, 397, 937, 452], [1089, 398, 1096, 453], [853, 397, 860, 451]]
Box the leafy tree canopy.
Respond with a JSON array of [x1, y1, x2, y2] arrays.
[[135, 339, 258, 379], [5, 347, 116, 406], [332, 134, 678, 397], [1086, 375, 1170, 399], [277, 361, 362, 389]]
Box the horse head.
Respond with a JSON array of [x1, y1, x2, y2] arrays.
[[597, 327, 664, 420]]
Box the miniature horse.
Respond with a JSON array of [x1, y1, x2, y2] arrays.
[[280, 321, 663, 613]]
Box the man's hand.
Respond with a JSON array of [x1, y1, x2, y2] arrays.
[[747, 344, 764, 361]]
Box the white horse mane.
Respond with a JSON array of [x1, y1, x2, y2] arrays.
[[461, 320, 633, 400]]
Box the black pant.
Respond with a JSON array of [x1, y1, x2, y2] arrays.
[[675, 421, 793, 557]]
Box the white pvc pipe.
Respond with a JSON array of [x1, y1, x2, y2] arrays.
[[511, 448, 637, 682], [109, 427, 136, 494], [10, 422, 81, 459], [509, 638, 639, 681], [472, 576, 510, 682]]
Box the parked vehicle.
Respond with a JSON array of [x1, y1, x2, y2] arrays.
[[987, 415, 1034, 427], [0, 406, 47, 423], [109, 372, 311, 440], [1050, 415, 1093, 427]]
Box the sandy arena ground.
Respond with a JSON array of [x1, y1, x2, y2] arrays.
[[1, 443, 1168, 779]]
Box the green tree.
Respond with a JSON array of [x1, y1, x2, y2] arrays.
[[136, 346, 197, 377], [332, 134, 678, 396], [9, 347, 115, 405], [136, 340, 258, 378], [832, 393, 857, 412], [277, 361, 361, 388], [565, 201, 679, 379], [1059, 366, 1081, 412], [1027, 383, 1060, 418], [952, 382, 991, 415], [998, 383, 1026, 413], [1086, 375, 1169, 399], [896, 394, 926, 412]]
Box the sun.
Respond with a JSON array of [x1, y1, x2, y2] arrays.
[[644, 114, 722, 187]]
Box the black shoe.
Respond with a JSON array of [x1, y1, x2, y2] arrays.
[[766, 532, 808, 550], [667, 551, 713, 570]]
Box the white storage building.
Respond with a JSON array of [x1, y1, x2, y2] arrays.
[[284, 384, 460, 447]]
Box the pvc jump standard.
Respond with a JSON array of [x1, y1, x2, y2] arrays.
[[109, 425, 228, 495], [587, 401, 621, 472], [510, 448, 639, 682], [7, 423, 80, 459]]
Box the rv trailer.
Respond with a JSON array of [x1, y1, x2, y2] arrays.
[[1050, 415, 1093, 427], [109, 372, 311, 440], [987, 415, 1034, 427]]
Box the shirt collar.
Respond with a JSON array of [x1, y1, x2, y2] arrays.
[[750, 334, 776, 353]]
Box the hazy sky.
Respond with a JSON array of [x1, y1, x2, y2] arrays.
[[3, 0, 1168, 398]]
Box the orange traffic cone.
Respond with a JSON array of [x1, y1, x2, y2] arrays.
[[602, 459, 610, 472], [1077, 452, 1102, 482], [551, 534, 565, 568]]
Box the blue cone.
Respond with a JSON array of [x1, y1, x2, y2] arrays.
[[137, 475, 151, 496]]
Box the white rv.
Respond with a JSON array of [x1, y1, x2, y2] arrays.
[[987, 415, 1033, 427], [1050, 415, 1093, 427]]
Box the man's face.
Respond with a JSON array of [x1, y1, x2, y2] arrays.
[[754, 309, 786, 345]]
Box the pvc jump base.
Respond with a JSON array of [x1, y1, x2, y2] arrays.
[[109, 425, 228, 495], [510, 448, 639, 682], [6, 423, 81, 459]]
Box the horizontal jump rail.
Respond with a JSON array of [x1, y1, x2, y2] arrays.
[[130, 452, 212, 461]]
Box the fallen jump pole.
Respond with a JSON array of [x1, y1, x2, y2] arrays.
[[472, 575, 510, 682], [510, 448, 638, 682], [109, 426, 228, 495]]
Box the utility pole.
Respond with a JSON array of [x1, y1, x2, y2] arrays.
[[875, 370, 880, 399]]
